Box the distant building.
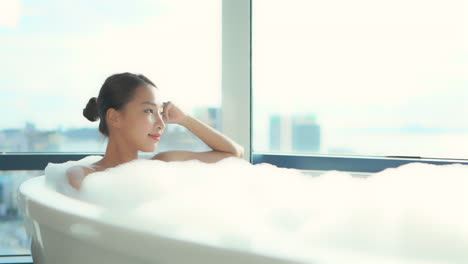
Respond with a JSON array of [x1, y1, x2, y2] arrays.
[[291, 114, 321, 152], [193, 106, 222, 131], [269, 114, 321, 153], [0, 171, 39, 220], [0, 175, 13, 218], [0, 183, 5, 216], [269, 115, 282, 151], [0, 129, 27, 151]]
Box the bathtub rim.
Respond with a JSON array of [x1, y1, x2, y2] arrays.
[[18, 175, 306, 264]]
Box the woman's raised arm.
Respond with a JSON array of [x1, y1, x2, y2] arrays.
[[153, 102, 244, 162]]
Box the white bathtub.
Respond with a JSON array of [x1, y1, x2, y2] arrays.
[[18, 176, 303, 264]]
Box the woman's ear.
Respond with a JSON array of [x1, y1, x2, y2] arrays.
[[106, 108, 122, 129]]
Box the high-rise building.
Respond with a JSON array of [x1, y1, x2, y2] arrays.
[[291, 114, 320, 152], [193, 106, 222, 131], [269, 114, 321, 153], [269, 115, 281, 151]]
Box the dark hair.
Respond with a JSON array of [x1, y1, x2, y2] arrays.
[[83, 72, 157, 136]]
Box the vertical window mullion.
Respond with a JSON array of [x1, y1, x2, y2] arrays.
[[222, 0, 252, 161]]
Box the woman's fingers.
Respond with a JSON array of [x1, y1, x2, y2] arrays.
[[163, 101, 171, 121]]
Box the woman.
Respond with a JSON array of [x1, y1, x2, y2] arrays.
[[67, 72, 244, 190]]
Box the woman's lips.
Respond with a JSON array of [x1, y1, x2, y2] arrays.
[[148, 134, 161, 141]]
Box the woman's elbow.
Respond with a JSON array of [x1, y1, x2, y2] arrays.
[[235, 146, 245, 158]]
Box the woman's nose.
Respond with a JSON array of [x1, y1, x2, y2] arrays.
[[155, 115, 166, 131]]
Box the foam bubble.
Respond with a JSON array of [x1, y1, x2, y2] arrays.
[[46, 157, 468, 263], [44, 155, 102, 198]]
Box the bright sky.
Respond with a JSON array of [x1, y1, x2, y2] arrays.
[[0, 0, 21, 29], [0, 0, 467, 134], [0, 0, 221, 130], [253, 0, 468, 130]]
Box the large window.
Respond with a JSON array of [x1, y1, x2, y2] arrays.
[[0, 0, 221, 153], [3, 0, 468, 261], [0, 0, 221, 257], [253, 0, 468, 159]]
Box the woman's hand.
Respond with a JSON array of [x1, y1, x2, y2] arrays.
[[161, 101, 188, 125]]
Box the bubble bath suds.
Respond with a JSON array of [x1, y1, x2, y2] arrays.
[[45, 157, 468, 264]]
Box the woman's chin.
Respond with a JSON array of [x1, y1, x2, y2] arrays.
[[141, 144, 157, 153]]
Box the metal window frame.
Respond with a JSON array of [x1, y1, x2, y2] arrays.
[[2, 153, 467, 173], [222, 0, 252, 162], [252, 153, 468, 173], [0, 153, 95, 171]]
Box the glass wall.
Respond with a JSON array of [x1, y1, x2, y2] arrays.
[[0, 171, 41, 255], [253, 0, 468, 159], [0, 0, 221, 153], [0, 0, 221, 257]]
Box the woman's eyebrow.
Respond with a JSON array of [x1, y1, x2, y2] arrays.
[[141, 101, 158, 107]]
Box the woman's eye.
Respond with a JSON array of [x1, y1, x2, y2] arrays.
[[144, 109, 153, 114]]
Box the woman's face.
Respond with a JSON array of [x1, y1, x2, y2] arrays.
[[118, 85, 166, 152]]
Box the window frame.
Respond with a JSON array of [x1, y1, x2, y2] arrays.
[[252, 153, 468, 172]]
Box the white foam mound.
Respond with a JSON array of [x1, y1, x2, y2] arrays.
[[45, 157, 468, 264], [44, 155, 102, 198]]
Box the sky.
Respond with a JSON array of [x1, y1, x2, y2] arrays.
[[0, 0, 467, 134], [252, 0, 468, 128], [0, 0, 221, 130]]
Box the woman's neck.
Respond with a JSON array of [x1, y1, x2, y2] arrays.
[[98, 138, 139, 169]]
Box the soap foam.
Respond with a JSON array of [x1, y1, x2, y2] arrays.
[[45, 157, 468, 264], [45, 155, 102, 198]]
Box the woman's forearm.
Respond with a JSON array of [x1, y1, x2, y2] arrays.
[[180, 115, 244, 157]]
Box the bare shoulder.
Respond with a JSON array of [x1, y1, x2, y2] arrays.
[[152, 151, 190, 162], [66, 165, 95, 190]]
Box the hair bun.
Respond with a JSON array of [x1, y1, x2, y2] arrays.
[[83, 97, 99, 122]]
